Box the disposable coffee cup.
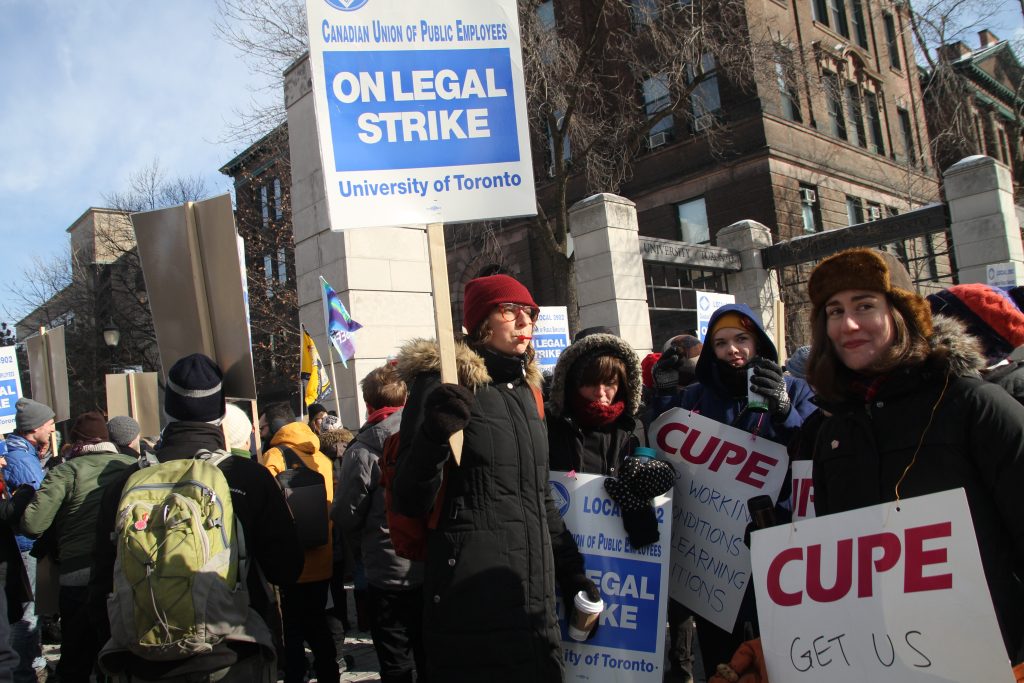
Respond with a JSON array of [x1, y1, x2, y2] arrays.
[[568, 591, 604, 641], [747, 362, 769, 412]]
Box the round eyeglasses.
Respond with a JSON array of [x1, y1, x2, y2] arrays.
[[497, 302, 539, 322]]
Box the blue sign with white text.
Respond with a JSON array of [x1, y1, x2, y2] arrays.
[[323, 48, 519, 171], [0, 379, 18, 420]]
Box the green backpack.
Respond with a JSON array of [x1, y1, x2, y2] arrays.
[[102, 451, 272, 664]]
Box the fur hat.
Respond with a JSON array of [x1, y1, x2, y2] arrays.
[[927, 284, 1024, 364], [70, 411, 108, 444], [222, 403, 253, 451], [15, 398, 54, 433], [106, 416, 140, 447], [463, 274, 537, 335], [165, 353, 225, 423], [808, 248, 932, 337]]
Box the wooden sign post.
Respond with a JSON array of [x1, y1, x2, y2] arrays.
[[427, 223, 464, 464]]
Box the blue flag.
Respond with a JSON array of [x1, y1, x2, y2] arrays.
[[320, 276, 362, 367]]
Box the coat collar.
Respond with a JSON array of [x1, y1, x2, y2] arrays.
[[395, 338, 543, 390]]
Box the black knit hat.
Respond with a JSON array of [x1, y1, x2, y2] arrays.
[[165, 353, 225, 423]]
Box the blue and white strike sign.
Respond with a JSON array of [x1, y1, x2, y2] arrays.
[[305, 0, 536, 229], [533, 306, 570, 372], [549, 472, 671, 683], [0, 347, 23, 435], [695, 291, 735, 342]]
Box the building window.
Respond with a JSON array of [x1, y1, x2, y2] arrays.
[[800, 184, 821, 234], [273, 178, 283, 220], [846, 195, 864, 225], [643, 74, 674, 137], [864, 91, 885, 155], [677, 197, 710, 244], [850, 0, 868, 48], [776, 51, 802, 122], [629, 0, 659, 30], [823, 72, 847, 140], [897, 107, 915, 165], [845, 84, 866, 148], [263, 254, 274, 297], [998, 128, 1011, 163], [536, 0, 555, 30], [688, 53, 721, 123], [260, 185, 270, 230], [884, 14, 901, 70], [829, 0, 849, 37], [812, 0, 829, 25], [277, 247, 287, 283]]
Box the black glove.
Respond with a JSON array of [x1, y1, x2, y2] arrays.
[[560, 572, 602, 640], [604, 458, 675, 548], [10, 485, 34, 518], [749, 358, 791, 422], [652, 348, 683, 393], [421, 384, 474, 443]]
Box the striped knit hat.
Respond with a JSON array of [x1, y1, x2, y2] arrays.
[[165, 353, 225, 423]]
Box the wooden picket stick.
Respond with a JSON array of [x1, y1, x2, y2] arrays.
[[426, 223, 464, 465]]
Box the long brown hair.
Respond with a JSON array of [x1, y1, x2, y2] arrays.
[[807, 292, 931, 402]]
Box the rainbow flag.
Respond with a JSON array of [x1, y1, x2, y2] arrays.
[[320, 276, 362, 367]]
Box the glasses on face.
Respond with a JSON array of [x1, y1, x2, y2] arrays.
[[497, 302, 539, 323]]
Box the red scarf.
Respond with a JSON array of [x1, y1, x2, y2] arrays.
[[366, 405, 401, 425], [569, 392, 625, 428]]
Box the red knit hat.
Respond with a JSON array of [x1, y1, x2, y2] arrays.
[[463, 275, 538, 334], [927, 284, 1024, 363]]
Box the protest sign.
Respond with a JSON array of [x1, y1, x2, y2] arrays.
[[0, 346, 22, 434], [305, 0, 536, 229], [26, 326, 70, 423], [695, 291, 735, 341], [791, 460, 815, 521], [751, 488, 1013, 682], [106, 372, 160, 438], [534, 306, 570, 372], [650, 407, 789, 631], [549, 472, 671, 682]]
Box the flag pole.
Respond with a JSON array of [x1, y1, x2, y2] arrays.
[[298, 325, 306, 420], [325, 342, 343, 419]]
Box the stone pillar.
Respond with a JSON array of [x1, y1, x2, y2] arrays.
[[569, 193, 653, 355], [716, 220, 782, 349], [945, 155, 1024, 285], [285, 56, 435, 428]]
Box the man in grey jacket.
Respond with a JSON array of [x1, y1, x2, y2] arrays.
[[334, 365, 425, 683]]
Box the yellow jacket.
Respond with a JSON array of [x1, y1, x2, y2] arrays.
[[261, 422, 334, 584]]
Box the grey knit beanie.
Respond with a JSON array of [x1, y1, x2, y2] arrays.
[[106, 416, 141, 447], [15, 398, 55, 432]]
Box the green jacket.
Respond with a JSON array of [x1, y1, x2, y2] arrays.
[[22, 444, 137, 575]]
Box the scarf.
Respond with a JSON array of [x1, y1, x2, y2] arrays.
[[366, 405, 401, 425], [569, 392, 625, 428]]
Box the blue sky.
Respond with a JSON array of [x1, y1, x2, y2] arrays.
[[0, 0, 277, 321], [0, 1, 1020, 324]]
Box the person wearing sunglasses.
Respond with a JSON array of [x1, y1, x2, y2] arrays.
[[391, 274, 595, 683]]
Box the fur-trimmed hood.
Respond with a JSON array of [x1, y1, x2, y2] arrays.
[[928, 313, 987, 378], [546, 333, 642, 419], [394, 338, 543, 390]]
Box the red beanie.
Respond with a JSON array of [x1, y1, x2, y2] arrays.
[[463, 275, 537, 334]]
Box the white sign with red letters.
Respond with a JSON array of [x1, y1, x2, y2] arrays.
[[751, 488, 1013, 682], [791, 460, 815, 521], [649, 408, 789, 632]]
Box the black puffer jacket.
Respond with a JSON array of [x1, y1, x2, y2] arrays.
[[392, 339, 584, 683], [546, 333, 643, 475], [812, 315, 1024, 662]]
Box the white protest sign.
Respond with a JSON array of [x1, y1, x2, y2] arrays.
[[534, 306, 570, 372], [0, 347, 22, 435], [987, 261, 1020, 288], [649, 407, 789, 631], [751, 489, 1013, 683], [791, 460, 815, 521], [548, 472, 671, 682], [305, 0, 536, 230], [695, 291, 735, 341]]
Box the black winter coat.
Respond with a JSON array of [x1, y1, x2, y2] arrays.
[[393, 340, 585, 683], [811, 316, 1024, 662]]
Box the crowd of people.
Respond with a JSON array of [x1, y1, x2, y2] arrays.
[[0, 248, 1022, 683]]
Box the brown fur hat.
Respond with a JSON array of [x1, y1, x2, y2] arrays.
[[808, 248, 932, 337]]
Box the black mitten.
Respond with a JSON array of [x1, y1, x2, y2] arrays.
[[606, 458, 675, 549], [10, 485, 33, 518], [749, 358, 791, 421], [652, 347, 683, 393], [421, 384, 474, 443], [560, 572, 602, 640], [619, 457, 676, 498], [621, 507, 660, 548]]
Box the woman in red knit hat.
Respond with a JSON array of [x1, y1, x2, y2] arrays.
[[391, 274, 596, 683], [805, 248, 1024, 670]]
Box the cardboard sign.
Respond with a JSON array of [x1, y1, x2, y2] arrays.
[[26, 326, 70, 423], [0, 346, 23, 434], [305, 0, 536, 229], [132, 195, 257, 400], [649, 407, 789, 631], [695, 291, 735, 342], [533, 306, 570, 372], [548, 472, 671, 683], [791, 460, 815, 521], [751, 489, 1014, 683], [105, 372, 160, 439]]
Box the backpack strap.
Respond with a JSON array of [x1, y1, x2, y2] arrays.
[[278, 446, 308, 470], [139, 451, 160, 469]]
